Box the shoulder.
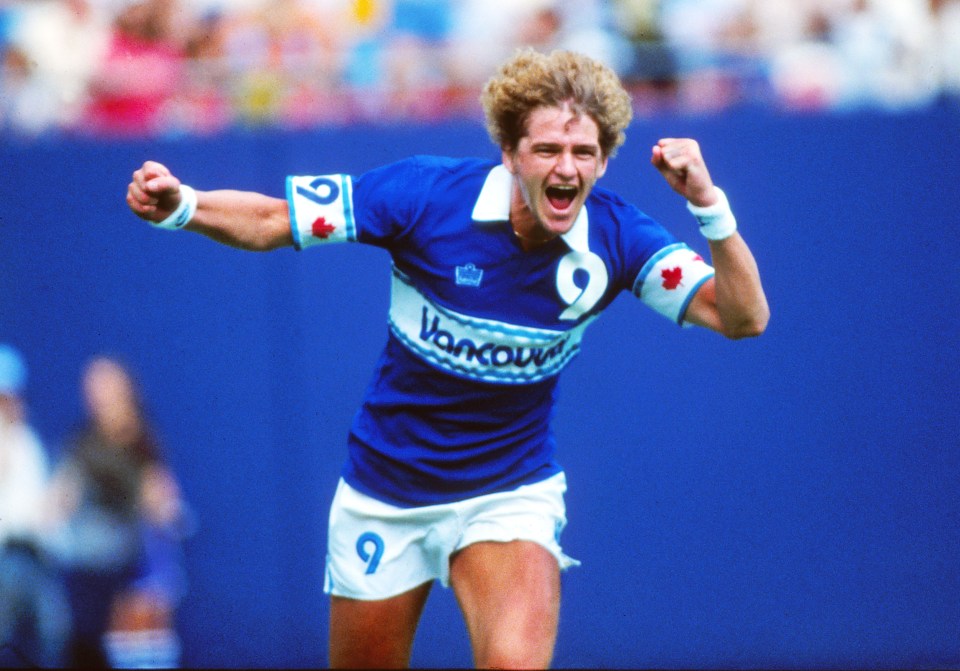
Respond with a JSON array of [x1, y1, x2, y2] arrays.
[[586, 184, 661, 234], [372, 154, 493, 172], [4, 423, 46, 460], [392, 155, 497, 181], [584, 185, 681, 275], [409, 155, 495, 171], [358, 155, 494, 192], [359, 155, 497, 211]]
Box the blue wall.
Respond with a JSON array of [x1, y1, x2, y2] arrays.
[[2, 106, 958, 669]]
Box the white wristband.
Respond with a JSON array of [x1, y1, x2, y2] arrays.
[[687, 186, 737, 241], [152, 184, 197, 231]]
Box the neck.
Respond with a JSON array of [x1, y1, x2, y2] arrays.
[[511, 221, 553, 250], [508, 177, 557, 249]]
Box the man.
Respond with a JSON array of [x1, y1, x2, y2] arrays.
[[126, 48, 768, 668]]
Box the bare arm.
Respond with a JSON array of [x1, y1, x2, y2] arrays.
[[681, 235, 769, 338], [126, 160, 293, 251], [650, 139, 769, 339]]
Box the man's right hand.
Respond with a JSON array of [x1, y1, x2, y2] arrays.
[[126, 161, 183, 223]]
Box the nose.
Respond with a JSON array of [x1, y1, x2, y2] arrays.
[[553, 150, 576, 178]]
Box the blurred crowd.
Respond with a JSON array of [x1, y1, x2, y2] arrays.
[[0, 0, 959, 139], [1, 344, 192, 668]]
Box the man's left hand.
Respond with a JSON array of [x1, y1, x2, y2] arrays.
[[650, 138, 717, 207]]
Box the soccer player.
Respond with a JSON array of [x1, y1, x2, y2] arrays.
[[126, 48, 768, 669]]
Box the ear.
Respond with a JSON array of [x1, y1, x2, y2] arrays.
[[501, 147, 517, 174], [597, 155, 609, 179]]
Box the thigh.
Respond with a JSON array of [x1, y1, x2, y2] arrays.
[[449, 540, 560, 670], [329, 581, 432, 669]]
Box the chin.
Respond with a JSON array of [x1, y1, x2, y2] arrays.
[[543, 216, 576, 236]]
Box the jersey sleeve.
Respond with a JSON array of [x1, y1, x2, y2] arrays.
[[632, 243, 714, 327], [286, 157, 425, 251], [610, 197, 715, 327]]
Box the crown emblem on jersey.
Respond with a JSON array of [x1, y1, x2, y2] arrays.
[[455, 263, 484, 287]]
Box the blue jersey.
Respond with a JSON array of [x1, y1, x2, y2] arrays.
[[287, 156, 714, 507]]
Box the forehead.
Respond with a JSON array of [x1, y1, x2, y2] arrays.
[[522, 104, 601, 146]]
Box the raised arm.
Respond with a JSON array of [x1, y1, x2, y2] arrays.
[[650, 138, 769, 339], [126, 160, 293, 251]]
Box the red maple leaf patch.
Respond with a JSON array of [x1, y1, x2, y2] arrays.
[[312, 217, 336, 239], [661, 266, 683, 290]]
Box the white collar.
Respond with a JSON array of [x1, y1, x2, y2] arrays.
[[471, 164, 590, 253]]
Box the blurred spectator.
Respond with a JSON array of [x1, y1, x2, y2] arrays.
[[1, 0, 109, 136], [761, 0, 850, 110], [379, 0, 456, 119], [82, 0, 187, 136], [1, 0, 958, 139], [446, 0, 555, 93], [0, 344, 71, 668], [342, 0, 457, 121], [659, 0, 744, 72], [610, 0, 679, 86], [932, 0, 960, 100], [829, 0, 940, 111], [176, 7, 234, 134], [551, 1, 635, 75], [218, 0, 346, 127], [0, 39, 59, 137], [46, 356, 191, 668], [657, 0, 761, 111]]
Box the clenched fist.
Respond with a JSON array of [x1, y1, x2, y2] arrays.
[[126, 161, 184, 223], [650, 138, 718, 208]]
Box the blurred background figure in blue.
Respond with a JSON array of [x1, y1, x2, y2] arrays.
[[0, 344, 71, 668], [46, 356, 192, 668]]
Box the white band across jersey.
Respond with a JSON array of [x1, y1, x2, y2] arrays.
[[389, 267, 595, 384]]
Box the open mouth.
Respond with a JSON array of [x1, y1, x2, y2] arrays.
[[546, 184, 577, 211]]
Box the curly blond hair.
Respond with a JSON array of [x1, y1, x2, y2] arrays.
[[480, 48, 633, 158]]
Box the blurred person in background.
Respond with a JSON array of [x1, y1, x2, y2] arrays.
[[446, 0, 558, 94], [47, 356, 191, 668], [0, 0, 110, 136], [931, 0, 960, 101], [177, 6, 234, 134], [2, 0, 956, 139], [217, 0, 346, 127], [607, 0, 681, 110], [0, 344, 71, 668], [367, 0, 455, 121], [830, 0, 940, 110], [549, 1, 636, 76], [0, 38, 57, 137], [82, 0, 188, 136]]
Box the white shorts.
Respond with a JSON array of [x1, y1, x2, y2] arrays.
[[324, 472, 580, 600]]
